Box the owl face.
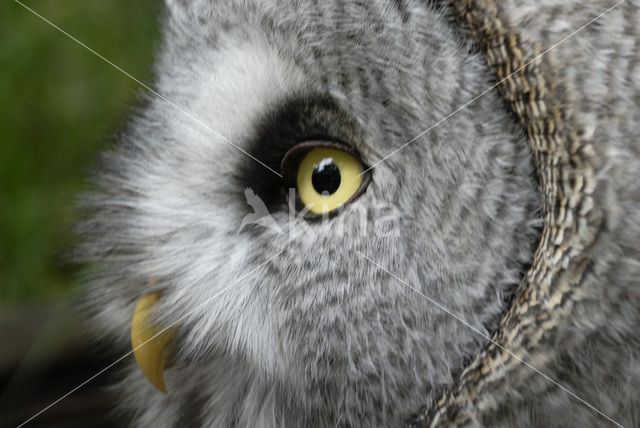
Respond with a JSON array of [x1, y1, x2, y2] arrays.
[[78, 1, 540, 426]]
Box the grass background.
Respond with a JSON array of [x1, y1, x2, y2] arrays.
[[1, 1, 160, 303]]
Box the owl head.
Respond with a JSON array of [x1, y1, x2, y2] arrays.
[[76, 0, 539, 426]]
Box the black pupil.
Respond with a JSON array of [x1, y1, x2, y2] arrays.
[[311, 158, 341, 195]]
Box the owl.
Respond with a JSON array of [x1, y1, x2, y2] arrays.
[[75, 1, 543, 426]]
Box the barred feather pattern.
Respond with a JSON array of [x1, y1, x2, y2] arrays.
[[75, 1, 541, 426], [411, 1, 640, 427]]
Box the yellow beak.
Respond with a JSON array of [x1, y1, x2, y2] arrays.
[[131, 292, 176, 393]]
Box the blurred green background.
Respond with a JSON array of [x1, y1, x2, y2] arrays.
[[1, 0, 160, 303]]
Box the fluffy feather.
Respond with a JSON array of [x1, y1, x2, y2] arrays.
[[76, 1, 540, 426]]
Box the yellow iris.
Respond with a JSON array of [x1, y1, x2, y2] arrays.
[[296, 147, 363, 214]]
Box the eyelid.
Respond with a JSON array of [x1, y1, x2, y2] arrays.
[[281, 140, 372, 218]]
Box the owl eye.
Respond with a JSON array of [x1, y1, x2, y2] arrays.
[[281, 142, 371, 215]]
